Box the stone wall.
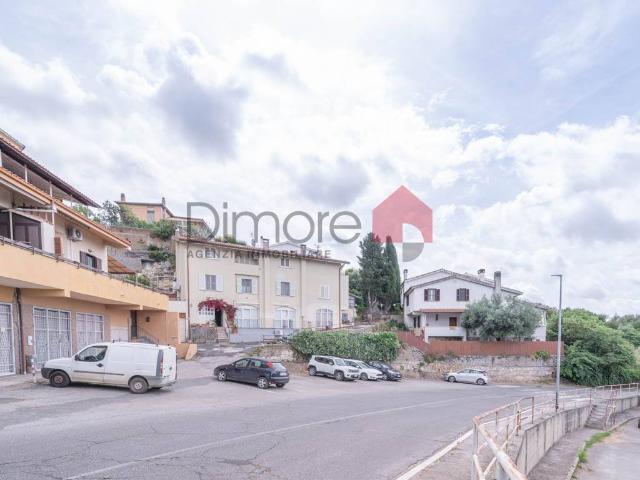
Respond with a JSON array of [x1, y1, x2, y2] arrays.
[[394, 346, 556, 384]]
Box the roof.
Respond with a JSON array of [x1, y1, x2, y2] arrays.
[[108, 256, 135, 274], [405, 268, 523, 295], [0, 135, 99, 207], [175, 236, 349, 266], [115, 200, 174, 217]]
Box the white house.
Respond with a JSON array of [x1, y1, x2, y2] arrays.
[[402, 268, 548, 342]]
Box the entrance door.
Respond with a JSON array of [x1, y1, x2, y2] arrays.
[[214, 309, 223, 327], [0, 304, 15, 375], [130, 311, 138, 338], [33, 308, 72, 367]]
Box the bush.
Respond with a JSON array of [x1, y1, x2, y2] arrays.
[[533, 350, 551, 361], [147, 244, 173, 263], [374, 320, 408, 332], [290, 330, 400, 362], [150, 220, 176, 240]]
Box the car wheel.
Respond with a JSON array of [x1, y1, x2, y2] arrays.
[[276, 384, 285, 388], [383, 373, 389, 381], [49, 371, 70, 388], [360, 373, 368, 381], [476, 378, 486, 385], [217, 370, 227, 382], [129, 376, 149, 394], [257, 377, 269, 389], [447, 376, 456, 383], [308, 366, 317, 376], [335, 370, 345, 381]]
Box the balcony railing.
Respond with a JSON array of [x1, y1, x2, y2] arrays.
[[0, 235, 164, 293]]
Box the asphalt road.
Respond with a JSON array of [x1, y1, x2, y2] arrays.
[[0, 357, 551, 480]]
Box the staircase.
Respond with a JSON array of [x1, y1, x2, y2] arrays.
[[215, 326, 230, 345], [586, 403, 609, 429]]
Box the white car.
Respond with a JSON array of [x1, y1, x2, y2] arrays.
[[307, 355, 360, 381], [444, 368, 489, 385], [41, 342, 178, 393], [344, 359, 385, 381]]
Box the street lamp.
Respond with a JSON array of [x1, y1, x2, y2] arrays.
[[551, 274, 563, 411]]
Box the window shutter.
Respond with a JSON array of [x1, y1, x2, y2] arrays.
[[435, 289, 440, 301], [79, 251, 87, 265], [290, 283, 295, 297], [54, 237, 62, 256], [424, 289, 428, 301], [276, 281, 281, 296], [251, 278, 257, 294], [96, 258, 102, 272], [199, 275, 206, 290], [216, 275, 224, 292], [237, 277, 242, 293]]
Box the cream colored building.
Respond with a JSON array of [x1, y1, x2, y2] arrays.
[[0, 129, 191, 375], [174, 239, 350, 342]]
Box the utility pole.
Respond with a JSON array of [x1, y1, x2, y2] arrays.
[[551, 274, 563, 411]]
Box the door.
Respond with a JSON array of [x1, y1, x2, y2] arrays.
[[130, 311, 138, 338], [33, 308, 72, 367], [214, 309, 223, 327], [246, 359, 265, 384], [72, 345, 107, 383], [230, 359, 249, 381], [457, 369, 471, 383], [0, 304, 15, 375]]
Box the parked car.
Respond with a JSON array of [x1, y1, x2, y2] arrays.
[[444, 368, 489, 385], [214, 357, 289, 389], [368, 361, 402, 381], [41, 342, 177, 394], [307, 355, 360, 381], [343, 359, 385, 381]]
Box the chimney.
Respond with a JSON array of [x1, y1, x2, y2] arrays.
[[261, 237, 270, 249], [477, 268, 485, 279], [300, 244, 307, 255], [161, 197, 166, 206], [403, 269, 408, 281], [494, 271, 502, 296], [120, 193, 126, 202]]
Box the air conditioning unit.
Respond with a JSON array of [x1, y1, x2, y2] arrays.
[[67, 227, 83, 242]]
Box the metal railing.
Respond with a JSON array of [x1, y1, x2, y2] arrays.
[[0, 235, 165, 294], [472, 383, 639, 480]]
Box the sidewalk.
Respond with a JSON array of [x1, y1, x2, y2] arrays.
[[0, 372, 47, 389]]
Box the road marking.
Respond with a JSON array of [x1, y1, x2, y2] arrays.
[[66, 397, 465, 479], [394, 429, 473, 480]]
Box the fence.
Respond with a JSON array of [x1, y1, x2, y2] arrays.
[[471, 383, 640, 480], [396, 332, 562, 357]]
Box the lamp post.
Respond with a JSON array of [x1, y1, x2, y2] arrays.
[[551, 274, 563, 411]]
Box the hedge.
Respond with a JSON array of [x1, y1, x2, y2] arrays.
[[290, 330, 401, 362]]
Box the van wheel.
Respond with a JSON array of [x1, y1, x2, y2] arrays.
[[49, 371, 70, 388], [335, 371, 345, 381], [129, 377, 149, 394], [257, 377, 269, 389]]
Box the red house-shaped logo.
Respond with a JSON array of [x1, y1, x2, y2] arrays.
[[372, 186, 432, 261]]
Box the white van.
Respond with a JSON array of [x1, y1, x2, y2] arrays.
[[41, 342, 177, 394]]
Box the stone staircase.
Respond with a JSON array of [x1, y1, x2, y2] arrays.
[[585, 403, 609, 429], [215, 326, 230, 345]]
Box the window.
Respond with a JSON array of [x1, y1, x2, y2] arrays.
[[0, 212, 42, 249], [275, 307, 296, 329], [456, 288, 470, 301], [449, 317, 458, 328], [320, 285, 330, 299], [76, 313, 104, 350], [276, 281, 293, 296], [206, 274, 216, 291], [315, 308, 333, 329], [33, 308, 72, 366], [77, 345, 107, 362], [248, 359, 262, 368], [238, 277, 254, 294], [80, 251, 101, 270], [236, 306, 259, 328], [146, 208, 155, 223], [235, 253, 259, 265], [424, 288, 440, 301], [234, 359, 250, 368], [280, 257, 290, 267], [200, 274, 223, 291]]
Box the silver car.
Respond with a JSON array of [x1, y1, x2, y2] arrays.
[[444, 368, 489, 385]]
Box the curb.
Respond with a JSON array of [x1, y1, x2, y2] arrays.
[[394, 429, 473, 480], [565, 415, 639, 480]]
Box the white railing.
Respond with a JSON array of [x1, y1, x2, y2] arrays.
[[471, 383, 639, 480]]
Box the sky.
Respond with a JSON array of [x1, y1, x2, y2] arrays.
[[1, 0, 640, 314]]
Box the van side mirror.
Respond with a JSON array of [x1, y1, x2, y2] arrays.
[[74, 354, 79, 361]]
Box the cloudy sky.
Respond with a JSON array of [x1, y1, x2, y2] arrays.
[[1, 1, 640, 314]]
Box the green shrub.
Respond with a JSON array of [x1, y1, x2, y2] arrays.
[[374, 320, 408, 332], [150, 220, 176, 240], [290, 330, 400, 362], [533, 350, 551, 361], [147, 244, 173, 263], [127, 273, 151, 287]]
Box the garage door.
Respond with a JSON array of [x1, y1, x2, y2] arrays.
[[34, 308, 72, 366], [0, 303, 15, 375]]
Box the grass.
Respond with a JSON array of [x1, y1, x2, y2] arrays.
[[577, 431, 611, 465]]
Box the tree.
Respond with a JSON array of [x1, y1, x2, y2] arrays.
[[381, 236, 402, 313], [94, 201, 122, 226], [461, 295, 541, 340], [345, 268, 365, 317], [150, 219, 176, 240], [607, 314, 640, 347], [357, 233, 386, 313]]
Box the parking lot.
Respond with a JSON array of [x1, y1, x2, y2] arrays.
[[0, 355, 553, 480]]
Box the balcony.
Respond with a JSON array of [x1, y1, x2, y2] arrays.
[[0, 236, 168, 310]]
